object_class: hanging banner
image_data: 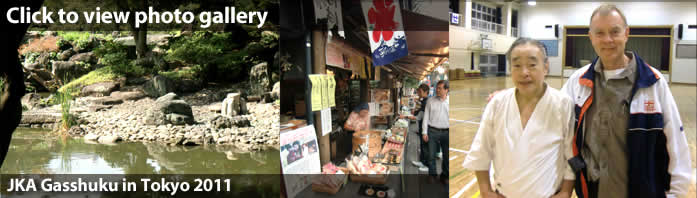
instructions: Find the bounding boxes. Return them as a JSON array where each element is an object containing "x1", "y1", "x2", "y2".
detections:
[{"x1": 361, "y1": 0, "x2": 408, "y2": 66}]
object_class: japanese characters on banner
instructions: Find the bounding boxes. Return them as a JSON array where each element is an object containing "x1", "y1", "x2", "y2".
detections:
[
  {"x1": 280, "y1": 126, "x2": 321, "y2": 198},
  {"x1": 361, "y1": 0, "x2": 408, "y2": 66}
]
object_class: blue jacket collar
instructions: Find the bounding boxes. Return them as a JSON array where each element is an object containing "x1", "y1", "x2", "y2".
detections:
[{"x1": 580, "y1": 51, "x2": 660, "y2": 88}]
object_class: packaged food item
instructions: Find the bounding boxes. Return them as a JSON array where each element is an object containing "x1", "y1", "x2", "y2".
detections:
[
  {"x1": 365, "y1": 188, "x2": 375, "y2": 196},
  {"x1": 377, "y1": 190, "x2": 386, "y2": 198}
]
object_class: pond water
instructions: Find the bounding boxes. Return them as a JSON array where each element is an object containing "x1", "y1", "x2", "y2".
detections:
[{"x1": 0, "y1": 128, "x2": 280, "y2": 174}]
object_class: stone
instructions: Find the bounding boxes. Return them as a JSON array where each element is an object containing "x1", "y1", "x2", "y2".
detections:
[
  {"x1": 20, "y1": 112, "x2": 60, "y2": 125},
  {"x1": 209, "y1": 115, "x2": 249, "y2": 129},
  {"x1": 90, "y1": 97, "x2": 123, "y2": 105},
  {"x1": 84, "y1": 133, "x2": 100, "y2": 141},
  {"x1": 109, "y1": 91, "x2": 146, "y2": 101},
  {"x1": 127, "y1": 77, "x2": 147, "y2": 85},
  {"x1": 21, "y1": 93, "x2": 43, "y2": 110},
  {"x1": 271, "y1": 81, "x2": 280, "y2": 99},
  {"x1": 221, "y1": 93, "x2": 241, "y2": 117},
  {"x1": 67, "y1": 126, "x2": 85, "y2": 135},
  {"x1": 239, "y1": 98, "x2": 248, "y2": 115},
  {"x1": 249, "y1": 62, "x2": 270, "y2": 95},
  {"x1": 145, "y1": 93, "x2": 195, "y2": 125},
  {"x1": 166, "y1": 113, "x2": 194, "y2": 125},
  {"x1": 58, "y1": 49, "x2": 76, "y2": 61},
  {"x1": 143, "y1": 75, "x2": 175, "y2": 97},
  {"x1": 98, "y1": 135, "x2": 122, "y2": 144},
  {"x1": 69, "y1": 52, "x2": 97, "y2": 64},
  {"x1": 23, "y1": 62, "x2": 44, "y2": 71},
  {"x1": 36, "y1": 52, "x2": 51, "y2": 66},
  {"x1": 81, "y1": 82, "x2": 120, "y2": 97},
  {"x1": 52, "y1": 61, "x2": 86, "y2": 82}
]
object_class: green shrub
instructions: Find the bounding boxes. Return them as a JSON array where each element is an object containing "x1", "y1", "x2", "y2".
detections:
[
  {"x1": 57, "y1": 31, "x2": 92, "y2": 49},
  {"x1": 165, "y1": 32, "x2": 231, "y2": 65},
  {"x1": 94, "y1": 41, "x2": 147, "y2": 77}
]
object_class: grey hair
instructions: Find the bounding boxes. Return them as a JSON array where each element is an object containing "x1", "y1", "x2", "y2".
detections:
[
  {"x1": 505, "y1": 37, "x2": 549, "y2": 70},
  {"x1": 590, "y1": 4, "x2": 628, "y2": 28}
]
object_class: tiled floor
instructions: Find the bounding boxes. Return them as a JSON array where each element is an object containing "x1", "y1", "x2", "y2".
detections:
[{"x1": 448, "y1": 76, "x2": 697, "y2": 198}]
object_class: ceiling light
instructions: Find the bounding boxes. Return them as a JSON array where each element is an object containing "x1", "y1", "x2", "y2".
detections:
[{"x1": 528, "y1": 1, "x2": 536, "y2": 6}]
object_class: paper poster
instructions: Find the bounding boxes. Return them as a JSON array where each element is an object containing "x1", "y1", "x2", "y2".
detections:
[
  {"x1": 280, "y1": 126, "x2": 321, "y2": 198},
  {"x1": 327, "y1": 75, "x2": 336, "y2": 107},
  {"x1": 320, "y1": 108, "x2": 332, "y2": 136},
  {"x1": 320, "y1": 75, "x2": 329, "y2": 109},
  {"x1": 361, "y1": 0, "x2": 408, "y2": 66},
  {"x1": 309, "y1": 75, "x2": 323, "y2": 111}
]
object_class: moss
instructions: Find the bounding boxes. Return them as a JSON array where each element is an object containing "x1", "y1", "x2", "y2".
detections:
[
  {"x1": 159, "y1": 65, "x2": 202, "y2": 80},
  {"x1": 58, "y1": 66, "x2": 123, "y2": 95}
]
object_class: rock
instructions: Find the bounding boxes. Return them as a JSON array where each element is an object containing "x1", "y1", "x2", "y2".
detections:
[
  {"x1": 109, "y1": 91, "x2": 146, "y2": 101},
  {"x1": 208, "y1": 102, "x2": 222, "y2": 113},
  {"x1": 239, "y1": 98, "x2": 248, "y2": 115},
  {"x1": 52, "y1": 61, "x2": 86, "y2": 82},
  {"x1": 271, "y1": 82, "x2": 280, "y2": 99},
  {"x1": 35, "y1": 52, "x2": 51, "y2": 66},
  {"x1": 88, "y1": 105, "x2": 112, "y2": 112},
  {"x1": 166, "y1": 113, "x2": 194, "y2": 125},
  {"x1": 20, "y1": 112, "x2": 60, "y2": 125},
  {"x1": 145, "y1": 93, "x2": 195, "y2": 125},
  {"x1": 67, "y1": 126, "x2": 85, "y2": 135},
  {"x1": 81, "y1": 82, "x2": 120, "y2": 97},
  {"x1": 209, "y1": 115, "x2": 251, "y2": 129},
  {"x1": 249, "y1": 62, "x2": 270, "y2": 95},
  {"x1": 221, "y1": 93, "x2": 241, "y2": 117},
  {"x1": 21, "y1": 93, "x2": 43, "y2": 110},
  {"x1": 98, "y1": 135, "x2": 122, "y2": 144},
  {"x1": 43, "y1": 31, "x2": 57, "y2": 36},
  {"x1": 90, "y1": 97, "x2": 124, "y2": 105},
  {"x1": 127, "y1": 77, "x2": 147, "y2": 85},
  {"x1": 143, "y1": 75, "x2": 175, "y2": 97},
  {"x1": 58, "y1": 49, "x2": 76, "y2": 60},
  {"x1": 84, "y1": 133, "x2": 100, "y2": 141},
  {"x1": 23, "y1": 62, "x2": 44, "y2": 71},
  {"x1": 69, "y1": 52, "x2": 97, "y2": 64}
]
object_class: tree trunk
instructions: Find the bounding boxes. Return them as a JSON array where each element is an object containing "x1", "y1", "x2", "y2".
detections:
[
  {"x1": 135, "y1": 0, "x2": 149, "y2": 58},
  {"x1": 1, "y1": 0, "x2": 43, "y2": 167},
  {"x1": 135, "y1": 26, "x2": 148, "y2": 58}
]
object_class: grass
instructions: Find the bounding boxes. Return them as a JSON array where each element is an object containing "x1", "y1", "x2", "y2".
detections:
[
  {"x1": 57, "y1": 85, "x2": 77, "y2": 131},
  {"x1": 58, "y1": 66, "x2": 123, "y2": 96}
]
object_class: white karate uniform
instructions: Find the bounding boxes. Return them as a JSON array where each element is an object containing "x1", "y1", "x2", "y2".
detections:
[{"x1": 463, "y1": 85, "x2": 576, "y2": 198}]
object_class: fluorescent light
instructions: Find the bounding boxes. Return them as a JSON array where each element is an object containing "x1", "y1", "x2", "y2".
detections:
[{"x1": 528, "y1": 1, "x2": 536, "y2": 6}]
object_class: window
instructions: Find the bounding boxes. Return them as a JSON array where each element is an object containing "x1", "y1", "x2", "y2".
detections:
[{"x1": 471, "y1": 1, "x2": 503, "y2": 34}]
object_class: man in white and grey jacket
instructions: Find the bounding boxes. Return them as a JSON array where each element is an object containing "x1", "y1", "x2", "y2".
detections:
[{"x1": 562, "y1": 4, "x2": 691, "y2": 198}]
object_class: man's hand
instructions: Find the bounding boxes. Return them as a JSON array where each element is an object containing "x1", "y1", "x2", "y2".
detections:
[{"x1": 422, "y1": 134, "x2": 428, "y2": 142}]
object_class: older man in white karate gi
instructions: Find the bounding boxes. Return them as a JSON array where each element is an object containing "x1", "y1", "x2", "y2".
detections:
[{"x1": 463, "y1": 38, "x2": 575, "y2": 198}]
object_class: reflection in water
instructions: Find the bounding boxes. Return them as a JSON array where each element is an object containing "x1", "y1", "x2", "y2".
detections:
[{"x1": 1, "y1": 128, "x2": 280, "y2": 174}]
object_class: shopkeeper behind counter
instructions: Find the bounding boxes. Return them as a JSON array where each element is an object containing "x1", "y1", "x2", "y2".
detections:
[{"x1": 344, "y1": 103, "x2": 371, "y2": 132}]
